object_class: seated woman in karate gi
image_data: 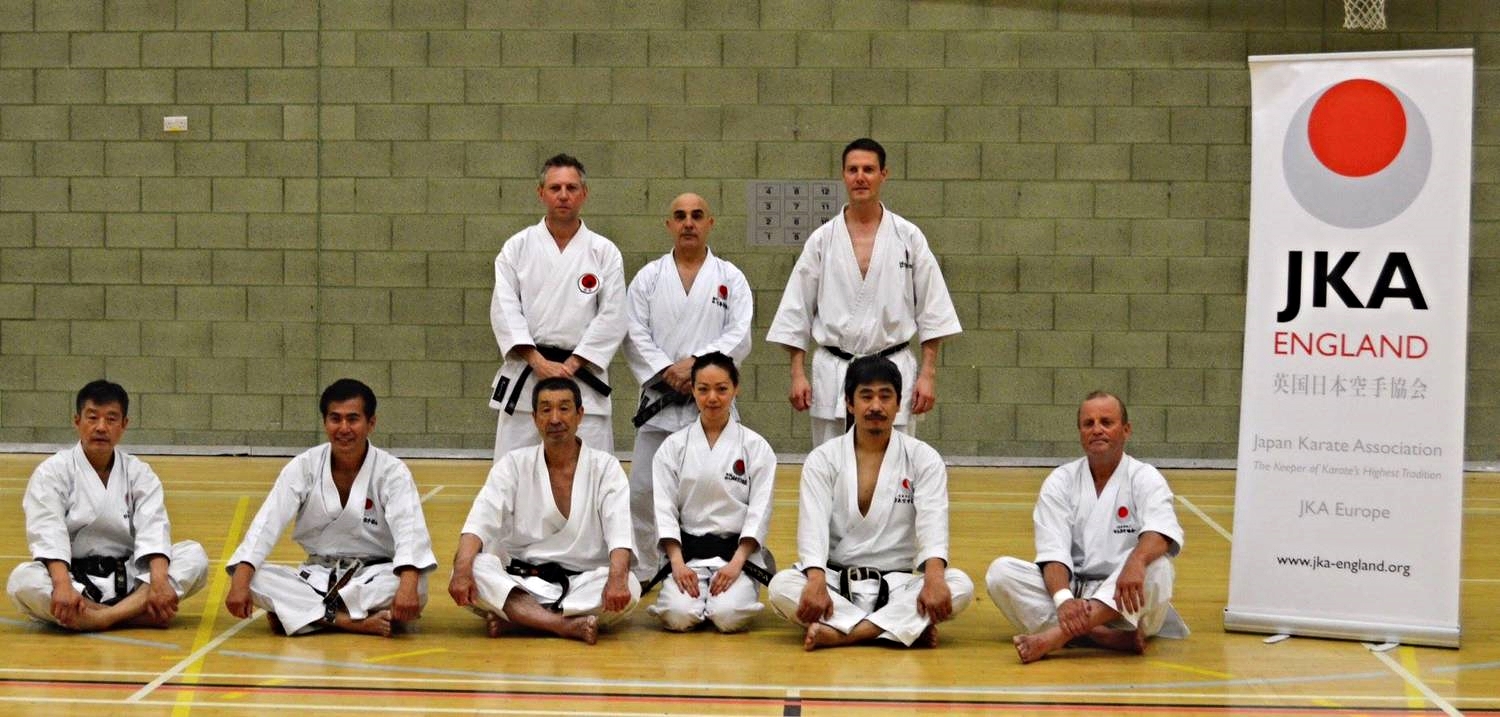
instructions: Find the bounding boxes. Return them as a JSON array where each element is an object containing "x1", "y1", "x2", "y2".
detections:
[{"x1": 647, "y1": 352, "x2": 777, "y2": 633}]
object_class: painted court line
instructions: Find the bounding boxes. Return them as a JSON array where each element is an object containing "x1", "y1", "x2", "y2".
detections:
[
  {"x1": 0, "y1": 617, "x2": 178, "y2": 650},
  {"x1": 1176, "y1": 494, "x2": 1233, "y2": 542},
  {"x1": 1364, "y1": 642, "x2": 1461, "y2": 716}
]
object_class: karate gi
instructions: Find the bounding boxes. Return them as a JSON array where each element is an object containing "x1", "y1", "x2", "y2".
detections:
[
  {"x1": 765, "y1": 206, "x2": 961, "y2": 447},
  {"x1": 985, "y1": 454, "x2": 1188, "y2": 638},
  {"x1": 8, "y1": 444, "x2": 208, "y2": 625},
  {"x1": 490, "y1": 219, "x2": 627, "y2": 460},
  {"x1": 624, "y1": 249, "x2": 753, "y2": 580},
  {"x1": 227, "y1": 443, "x2": 437, "y2": 636},
  {"x1": 647, "y1": 419, "x2": 775, "y2": 632},
  {"x1": 462, "y1": 442, "x2": 640, "y2": 626},
  {"x1": 767, "y1": 432, "x2": 973, "y2": 646}
]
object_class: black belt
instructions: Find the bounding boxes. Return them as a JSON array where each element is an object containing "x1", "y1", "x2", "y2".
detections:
[
  {"x1": 822, "y1": 342, "x2": 908, "y2": 362},
  {"x1": 829, "y1": 562, "x2": 895, "y2": 612},
  {"x1": 632, "y1": 383, "x2": 692, "y2": 428},
  {"x1": 299, "y1": 556, "x2": 393, "y2": 624},
  {"x1": 643, "y1": 533, "x2": 771, "y2": 593},
  {"x1": 501, "y1": 345, "x2": 612, "y2": 415},
  {"x1": 69, "y1": 555, "x2": 129, "y2": 606},
  {"x1": 505, "y1": 558, "x2": 582, "y2": 610}
]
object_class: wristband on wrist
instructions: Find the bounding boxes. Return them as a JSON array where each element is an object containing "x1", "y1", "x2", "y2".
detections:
[{"x1": 1052, "y1": 588, "x2": 1075, "y2": 608}]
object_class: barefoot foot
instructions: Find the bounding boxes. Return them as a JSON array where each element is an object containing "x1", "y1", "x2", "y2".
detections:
[
  {"x1": 265, "y1": 612, "x2": 287, "y2": 635},
  {"x1": 485, "y1": 612, "x2": 509, "y2": 638},
  {"x1": 916, "y1": 624, "x2": 939, "y2": 648},
  {"x1": 560, "y1": 615, "x2": 598, "y2": 645},
  {"x1": 1087, "y1": 626, "x2": 1147, "y2": 655},
  {"x1": 803, "y1": 623, "x2": 846, "y2": 652},
  {"x1": 1013, "y1": 631, "x2": 1066, "y2": 664},
  {"x1": 335, "y1": 609, "x2": 393, "y2": 637}
]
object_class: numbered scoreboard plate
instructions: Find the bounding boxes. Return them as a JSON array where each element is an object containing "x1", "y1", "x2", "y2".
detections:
[{"x1": 746, "y1": 181, "x2": 846, "y2": 246}]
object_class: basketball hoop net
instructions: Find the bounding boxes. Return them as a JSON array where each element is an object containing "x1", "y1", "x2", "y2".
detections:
[{"x1": 1344, "y1": 0, "x2": 1386, "y2": 30}]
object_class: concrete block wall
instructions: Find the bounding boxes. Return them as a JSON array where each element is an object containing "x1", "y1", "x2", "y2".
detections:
[{"x1": 0, "y1": 1, "x2": 1495, "y2": 461}]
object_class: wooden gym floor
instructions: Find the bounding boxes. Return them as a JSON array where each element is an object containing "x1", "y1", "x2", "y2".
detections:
[{"x1": 0, "y1": 453, "x2": 1496, "y2": 716}]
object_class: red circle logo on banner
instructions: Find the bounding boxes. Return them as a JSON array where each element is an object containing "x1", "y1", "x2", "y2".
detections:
[{"x1": 1283, "y1": 78, "x2": 1431, "y2": 229}]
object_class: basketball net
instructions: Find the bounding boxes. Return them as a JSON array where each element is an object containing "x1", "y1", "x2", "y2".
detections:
[{"x1": 1344, "y1": 0, "x2": 1386, "y2": 30}]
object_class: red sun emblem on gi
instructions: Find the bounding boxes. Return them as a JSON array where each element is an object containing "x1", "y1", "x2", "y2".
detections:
[
  {"x1": 1116, "y1": 506, "x2": 1129, "y2": 520},
  {"x1": 901, "y1": 478, "x2": 912, "y2": 490},
  {"x1": 733, "y1": 459, "x2": 745, "y2": 475},
  {"x1": 577, "y1": 273, "x2": 599, "y2": 294},
  {"x1": 364, "y1": 498, "x2": 374, "y2": 511},
  {"x1": 717, "y1": 284, "x2": 728, "y2": 300}
]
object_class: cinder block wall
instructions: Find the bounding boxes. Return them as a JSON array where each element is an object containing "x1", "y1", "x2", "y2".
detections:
[{"x1": 0, "y1": 1, "x2": 1494, "y2": 460}]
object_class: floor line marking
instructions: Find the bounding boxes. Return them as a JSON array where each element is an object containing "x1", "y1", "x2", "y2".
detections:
[
  {"x1": 1365, "y1": 642, "x2": 1461, "y2": 716},
  {"x1": 1148, "y1": 660, "x2": 1234, "y2": 680},
  {"x1": 365, "y1": 648, "x2": 449, "y2": 664},
  {"x1": 126, "y1": 495, "x2": 252, "y2": 706},
  {"x1": 420, "y1": 485, "x2": 445, "y2": 502},
  {"x1": 1177, "y1": 494, "x2": 1233, "y2": 542},
  {"x1": 1398, "y1": 645, "x2": 1427, "y2": 709},
  {"x1": 0, "y1": 616, "x2": 178, "y2": 649}
]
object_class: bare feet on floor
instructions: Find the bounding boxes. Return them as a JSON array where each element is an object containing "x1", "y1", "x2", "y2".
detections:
[
  {"x1": 558, "y1": 615, "x2": 598, "y2": 645},
  {"x1": 803, "y1": 623, "x2": 844, "y2": 652},
  {"x1": 335, "y1": 609, "x2": 393, "y2": 637},
  {"x1": 1087, "y1": 626, "x2": 1147, "y2": 655},
  {"x1": 1013, "y1": 631, "x2": 1068, "y2": 664},
  {"x1": 485, "y1": 612, "x2": 508, "y2": 638},
  {"x1": 265, "y1": 612, "x2": 287, "y2": 635},
  {"x1": 916, "y1": 624, "x2": 939, "y2": 648}
]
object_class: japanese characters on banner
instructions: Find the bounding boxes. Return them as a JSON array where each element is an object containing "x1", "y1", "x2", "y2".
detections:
[{"x1": 1226, "y1": 50, "x2": 1472, "y2": 648}]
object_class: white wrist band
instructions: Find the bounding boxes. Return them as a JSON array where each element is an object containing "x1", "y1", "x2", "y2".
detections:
[{"x1": 1052, "y1": 589, "x2": 1075, "y2": 608}]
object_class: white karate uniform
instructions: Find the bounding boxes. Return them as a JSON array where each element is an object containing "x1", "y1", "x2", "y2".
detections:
[
  {"x1": 767, "y1": 432, "x2": 973, "y2": 646},
  {"x1": 765, "y1": 205, "x2": 962, "y2": 447},
  {"x1": 985, "y1": 454, "x2": 1188, "y2": 638},
  {"x1": 647, "y1": 419, "x2": 775, "y2": 633},
  {"x1": 8, "y1": 444, "x2": 208, "y2": 626},
  {"x1": 227, "y1": 443, "x2": 438, "y2": 635},
  {"x1": 624, "y1": 249, "x2": 753, "y2": 580},
  {"x1": 490, "y1": 218, "x2": 627, "y2": 460},
  {"x1": 462, "y1": 442, "x2": 640, "y2": 627}
]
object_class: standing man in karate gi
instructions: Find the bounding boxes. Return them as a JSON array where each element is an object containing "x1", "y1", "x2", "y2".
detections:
[
  {"x1": 490, "y1": 154, "x2": 627, "y2": 461},
  {"x1": 224, "y1": 379, "x2": 437, "y2": 637},
  {"x1": 767, "y1": 138, "x2": 962, "y2": 449},
  {"x1": 985, "y1": 391, "x2": 1187, "y2": 663},
  {"x1": 7, "y1": 380, "x2": 208, "y2": 631},
  {"x1": 623, "y1": 193, "x2": 753, "y2": 581},
  {"x1": 449, "y1": 377, "x2": 638, "y2": 644},
  {"x1": 767, "y1": 356, "x2": 972, "y2": 650}
]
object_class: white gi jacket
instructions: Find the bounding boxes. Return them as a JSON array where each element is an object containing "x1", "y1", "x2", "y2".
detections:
[
  {"x1": 490, "y1": 218, "x2": 627, "y2": 416},
  {"x1": 228, "y1": 443, "x2": 437, "y2": 574},
  {"x1": 462, "y1": 442, "x2": 636, "y2": 572},
  {"x1": 24, "y1": 443, "x2": 173, "y2": 571},
  {"x1": 624, "y1": 249, "x2": 753, "y2": 433},
  {"x1": 797, "y1": 431, "x2": 951, "y2": 573},
  {"x1": 652, "y1": 420, "x2": 775, "y2": 560},
  {"x1": 765, "y1": 205, "x2": 962, "y2": 424},
  {"x1": 1034, "y1": 454, "x2": 1184, "y2": 579}
]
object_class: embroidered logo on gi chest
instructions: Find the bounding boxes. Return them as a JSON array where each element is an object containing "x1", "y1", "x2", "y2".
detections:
[
  {"x1": 577, "y1": 273, "x2": 600, "y2": 294},
  {"x1": 1112, "y1": 505, "x2": 1137, "y2": 534},
  {"x1": 895, "y1": 477, "x2": 914, "y2": 504},
  {"x1": 724, "y1": 457, "x2": 748, "y2": 486},
  {"x1": 365, "y1": 498, "x2": 374, "y2": 511},
  {"x1": 363, "y1": 497, "x2": 379, "y2": 525},
  {"x1": 711, "y1": 284, "x2": 730, "y2": 310}
]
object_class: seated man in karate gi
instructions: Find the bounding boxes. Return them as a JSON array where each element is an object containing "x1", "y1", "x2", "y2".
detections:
[
  {"x1": 767, "y1": 356, "x2": 973, "y2": 650},
  {"x1": 985, "y1": 391, "x2": 1187, "y2": 663},
  {"x1": 224, "y1": 379, "x2": 437, "y2": 637},
  {"x1": 7, "y1": 380, "x2": 208, "y2": 631},
  {"x1": 449, "y1": 376, "x2": 639, "y2": 644}
]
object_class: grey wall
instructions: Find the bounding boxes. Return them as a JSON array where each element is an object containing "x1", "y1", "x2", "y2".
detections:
[{"x1": 0, "y1": 1, "x2": 1494, "y2": 460}]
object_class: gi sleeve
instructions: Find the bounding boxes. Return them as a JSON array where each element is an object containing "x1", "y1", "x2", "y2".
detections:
[
  {"x1": 379, "y1": 459, "x2": 438, "y2": 573},
  {"x1": 1132, "y1": 461, "x2": 1184, "y2": 556},
  {"x1": 571, "y1": 240, "x2": 628, "y2": 371},
  {"x1": 765, "y1": 230, "x2": 823, "y2": 351},
  {"x1": 227, "y1": 455, "x2": 313, "y2": 573},
  {"x1": 623, "y1": 260, "x2": 674, "y2": 383},
  {"x1": 490, "y1": 234, "x2": 536, "y2": 358},
  {"x1": 125, "y1": 457, "x2": 174, "y2": 571},
  {"x1": 907, "y1": 227, "x2": 962, "y2": 343},
  {"x1": 597, "y1": 454, "x2": 636, "y2": 562},
  {"x1": 739, "y1": 430, "x2": 776, "y2": 550},
  {"x1": 1032, "y1": 465, "x2": 1077, "y2": 570},
  {"x1": 796, "y1": 445, "x2": 836, "y2": 572},
  {"x1": 651, "y1": 432, "x2": 684, "y2": 546},
  {"x1": 23, "y1": 457, "x2": 74, "y2": 564},
  {"x1": 910, "y1": 441, "x2": 951, "y2": 569},
  {"x1": 461, "y1": 456, "x2": 517, "y2": 556}
]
